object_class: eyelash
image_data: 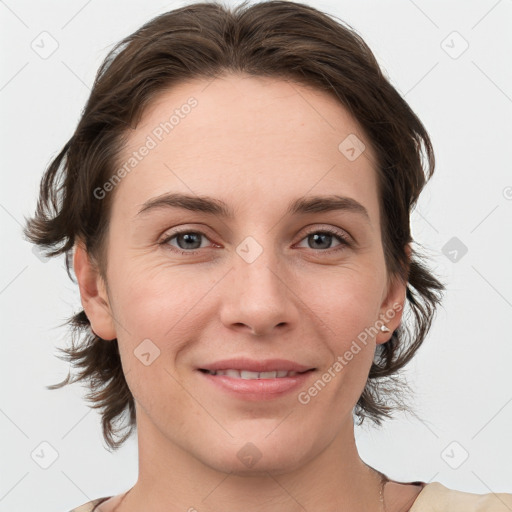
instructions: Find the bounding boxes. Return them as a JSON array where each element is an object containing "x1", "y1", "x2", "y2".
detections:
[{"x1": 159, "y1": 226, "x2": 352, "y2": 256}]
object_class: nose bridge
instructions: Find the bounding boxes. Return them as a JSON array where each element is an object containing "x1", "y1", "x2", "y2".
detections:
[
  {"x1": 220, "y1": 234, "x2": 297, "y2": 335},
  {"x1": 238, "y1": 241, "x2": 282, "y2": 294}
]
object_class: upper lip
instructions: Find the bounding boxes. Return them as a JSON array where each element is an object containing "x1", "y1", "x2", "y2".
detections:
[{"x1": 198, "y1": 358, "x2": 315, "y2": 373}]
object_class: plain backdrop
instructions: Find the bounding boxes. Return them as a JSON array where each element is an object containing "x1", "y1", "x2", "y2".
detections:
[{"x1": 1, "y1": 0, "x2": 511, "y2": 510}]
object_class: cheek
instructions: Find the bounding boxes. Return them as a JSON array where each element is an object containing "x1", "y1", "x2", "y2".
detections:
[
  {"x1": 111, "y1": 260, "x2": 214, "y2": 333},
  {"x1": 110, "y1": 263, "x2": 219, "y2": 399},
  {"x1": 111, "y1": 268, "x2": 203, "y2": 418},
  {"x1": 310, "y1": 269, "x2": 383, "y2": 339},
  {"x1": 308, "y1": 274, "x2": 382, "y2": 391}
]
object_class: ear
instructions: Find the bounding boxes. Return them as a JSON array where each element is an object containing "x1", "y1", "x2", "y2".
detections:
[
  {"x1": 73, "y1": 240, "x2": 117, "y2": 341},
  {"x1": 375, "y1": 243, "x2": 411, "y2": 345}
]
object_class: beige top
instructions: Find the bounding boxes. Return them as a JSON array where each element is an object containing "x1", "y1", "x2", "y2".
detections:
[
  {"x1": 69, "y1": 481, "x2": 512, "y2": 512},
  {"x1": 409, "y1": 481, "x2": 512, "y2": 511}
]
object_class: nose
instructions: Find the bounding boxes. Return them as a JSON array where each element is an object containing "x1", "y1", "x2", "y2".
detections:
[{"x1": 219, "y1": 246, "x2": 299, "y2": 338}]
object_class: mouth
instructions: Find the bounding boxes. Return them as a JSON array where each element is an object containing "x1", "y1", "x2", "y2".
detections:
[
  {"x1": 198, "y1": 368, "x2": 313, "y2": 379},
  {"x1": 196, "y1": 360, "x2": 316, "y2": 400}
]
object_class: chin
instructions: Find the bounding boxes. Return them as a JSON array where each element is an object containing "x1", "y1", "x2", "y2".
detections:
[
  {"x1": 208, "y1": 450, "x2": 308, "y2": 477},
  {"x1": 197, "y1": 428, "x2": 317, "y2": 476}
]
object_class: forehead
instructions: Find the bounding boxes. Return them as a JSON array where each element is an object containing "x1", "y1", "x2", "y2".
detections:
[{"x1": 110, "y1": 73, "x2": 380, "y2": 225}]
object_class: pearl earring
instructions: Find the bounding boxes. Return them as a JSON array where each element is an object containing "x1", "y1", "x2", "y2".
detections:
[{"x1": 380, "y1": 325, "x2": 390, "y2": 332}]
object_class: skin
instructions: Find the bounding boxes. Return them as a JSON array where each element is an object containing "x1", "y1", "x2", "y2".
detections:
[{"x1": 74, "y1": 73, "x2": 419, "y2": 512}]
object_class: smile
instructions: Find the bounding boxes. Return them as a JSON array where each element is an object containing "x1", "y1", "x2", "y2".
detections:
[
  {"x1": 198, "y1": 367, "x2": 316, "y2": 401},
  {"x1": 200, "y1": 369, "x2": 306, "y2": 379}
]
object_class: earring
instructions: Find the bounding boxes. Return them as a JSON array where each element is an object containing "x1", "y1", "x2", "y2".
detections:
[{"x1": 380, "y1": 325, "x2": 390, "y2": 333}]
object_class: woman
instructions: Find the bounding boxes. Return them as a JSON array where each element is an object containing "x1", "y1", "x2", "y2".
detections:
[{"x1": 24, "y1": 1, "x2": 512, "y2": 511}]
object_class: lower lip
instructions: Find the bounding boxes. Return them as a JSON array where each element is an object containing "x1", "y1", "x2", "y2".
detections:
[{"x1": 198, "y1": 370, "x2": 315, "y2": 400}]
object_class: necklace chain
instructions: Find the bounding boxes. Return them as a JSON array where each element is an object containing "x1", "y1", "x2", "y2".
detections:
[
  {"x1": 113, "y1": 472, "x2": 388, "y2": 512},
  {"x1": 379, "y1": 471, "x2": 389, "y2": 512}
]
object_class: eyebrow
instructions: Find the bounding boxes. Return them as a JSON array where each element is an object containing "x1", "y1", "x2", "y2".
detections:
[{"x1": 136, "y1": 192, "x2": 371, "y2": 225}]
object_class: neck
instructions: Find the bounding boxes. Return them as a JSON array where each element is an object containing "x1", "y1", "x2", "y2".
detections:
[{"x1": 120, "y1": 410, "x2": 385, "y2": 512}]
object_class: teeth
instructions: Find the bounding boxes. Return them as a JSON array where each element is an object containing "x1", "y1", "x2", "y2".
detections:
[
  {"x1": 241, "y1": 370, "x2": 260, "y2": 380},
  {"x1": 205, "y1": 369, "x2": 301, "y2": 379},
  {"x1": 259, "y1": 371, "x2": 277, "y2": 379}
]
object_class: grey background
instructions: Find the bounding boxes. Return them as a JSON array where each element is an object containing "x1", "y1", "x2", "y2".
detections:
[{"x1": 1, "y1": 0, "x2": 511, "y2": 510}]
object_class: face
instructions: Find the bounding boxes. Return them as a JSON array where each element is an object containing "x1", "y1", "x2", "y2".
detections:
[{"x1": 76, "y1": 73, "x2": 407, "y2": 474}]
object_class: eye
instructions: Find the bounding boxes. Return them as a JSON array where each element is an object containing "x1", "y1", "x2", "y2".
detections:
[
  {"x1": 159, "y1": 226, "x2": 351, "y2": 255},
  {"x1": 160, "y1": 229, "x2": 214, "y2": 255},
  {"x1": 295, "y1": 227, "x2": 351, "y2": 252}
]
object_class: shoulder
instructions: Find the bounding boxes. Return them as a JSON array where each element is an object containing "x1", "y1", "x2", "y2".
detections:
[
  {"x1": 409, "y1": 481, "x2": 512, "y2": 511},
  {"x1": 68, "y1": 496, "x2": 111, "y2": 512}
]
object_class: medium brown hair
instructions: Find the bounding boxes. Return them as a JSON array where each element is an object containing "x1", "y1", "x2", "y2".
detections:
[{"x1": 24, "y1": 0, "x2": 445, "y2": 451}]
